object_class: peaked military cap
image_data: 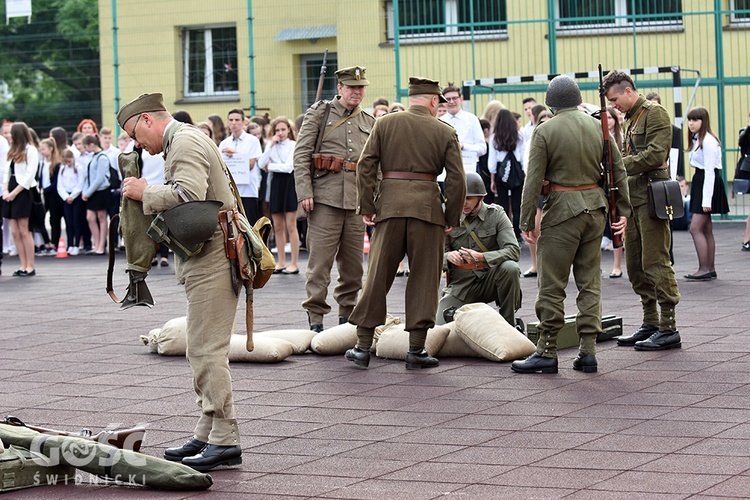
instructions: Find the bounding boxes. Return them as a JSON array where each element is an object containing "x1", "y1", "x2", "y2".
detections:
[
  {"x1": 408, "y1": 77, "x2": 448, "y2": 103},
  {"x1": 336, "y1": 66, "x2": 370, "y2": 86},
  {"x1": 117, "y1": 93, "x2": 167, "y2": 129}
]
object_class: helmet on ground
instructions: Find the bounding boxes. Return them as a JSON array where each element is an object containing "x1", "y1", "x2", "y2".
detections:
[
  {"x1": 545, "y1": 74, "x2": 583, "y2": 109},
  {"x1": 465, "y1": 172, "x2": 488, "y2": 197}
]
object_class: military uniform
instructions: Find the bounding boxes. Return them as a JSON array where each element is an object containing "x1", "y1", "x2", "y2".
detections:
[
  {"x1": 348, "y1": 78, "x2": 465, "y2": 364},
  {"x1": 514, "y1": 77, "x2": 630, "y2": 374},
  {"x1": 140, "y1": 120, "x2": 240, "y2": 447},
  {"x1": 437, "y1": 202, "x2": 521, "y2": 326},
  {"x1": 293, "y1": 67, "x2": 375, "y2": 327},
  {"x1": 622, "y1": 96, "x2": 680, "y2": 333}
]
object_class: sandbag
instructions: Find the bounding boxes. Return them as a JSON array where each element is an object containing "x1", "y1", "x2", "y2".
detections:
[
  {"x1": 255, "y1": 329, "x2": 316, "y2": 354},
  {"x1": 154, "y1": 316, "x2": 188, "y2": 356},
  {"x1": 140, "y1": 328, "x2": 162, "y2": 353},
  {"x1": 454, "y1": 303, "x2": 535, "y2": 362},
  {"x1": 370, "y1": 314, "x2": 402, "y2": 350},
  {"x1": 310, "y1": 323, "x2": 357, "y2": 355},
  {"x1": 435, "y1": 322, "x2": 482, "y2": 358},
  {"x1": 375, "y1": 323, "x2": 451, "y2": 360},
  {"x1": 228, "y1": 335, "x2": 294, "y2": 362}
]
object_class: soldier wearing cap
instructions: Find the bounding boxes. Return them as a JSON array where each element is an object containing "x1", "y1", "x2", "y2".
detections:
[
  {"x1": 511, "y1": 75, "x2": 630, "y2": 375},
  {"x1": 345, "y1": 77, "x2": 466, "y2": 370},
  {"x1": 437, "y1": 172, "x2": 522, "y2": 328},
  {"x1": 117, "y1": 93, "x2": 242, "y2": 471},
  {"x1": 293, "y1": 66, "x2": 376, "y2": 332}
]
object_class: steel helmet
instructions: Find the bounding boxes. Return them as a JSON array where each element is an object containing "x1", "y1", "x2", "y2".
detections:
[
  {"x1": 465, "y1": 172, "x2": 488, "y2": 197},
  {"x1": 545, "y1": 74, "x2": 583, "y2": 109},
  {"x1": 147, "y1": 200, "x2": 223, "y2": 261}
]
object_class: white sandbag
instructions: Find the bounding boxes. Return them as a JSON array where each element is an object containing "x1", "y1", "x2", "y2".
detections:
[
  {"x1": 140, "y1": 328, "x2": 162, "y2": 353},
  {"x1": 435, "y1": 322, "x2": 482, "y2": 358},
  {"x1": 229, "y1": 334, "x2": 294, "y2": 362},
  {"x1": 155, "y1": 316, "x2": 188, "y2": 356},
  {"x1": 255, "y1": 329, "x2": 317, "y2": 354},
  {"x1": 454, "y1": 303, "x2": 536, "y2": 362},
  {"x1": 310, "y1": 322, "x2": 357, "y2": 355},
  {"x1": 375, "y1": 323, "x2": 451, "y2": 360},
  {"x1": 370, "y1": 314, "x2": 402, "y2": 350}
]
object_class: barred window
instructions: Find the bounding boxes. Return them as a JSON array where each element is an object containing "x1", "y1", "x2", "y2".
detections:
[
  {"x1": 731, "y1": 0, "x2": 750, "y2": 24},
  {"x1": 386, "y1": 0, "x2": 507, "y2": 40},
  {"x1": 182, "y1": 26, "x2": 238, "y2": 97},
  {"x1": 557, "y1": 0, "x2": 682, "y2": 30}
]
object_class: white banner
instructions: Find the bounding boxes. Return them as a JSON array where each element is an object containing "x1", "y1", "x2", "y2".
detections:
[
  {"x1": 223, "y1": 153, "x2": 250, "y2": 185},
  {"x1": 6, "y1": 0, "x2": 32, "y2": 23}
]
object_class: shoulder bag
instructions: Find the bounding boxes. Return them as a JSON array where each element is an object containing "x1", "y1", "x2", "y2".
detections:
[{"x1": 646, "y1": 177, "x2": 685, "y2": 221}]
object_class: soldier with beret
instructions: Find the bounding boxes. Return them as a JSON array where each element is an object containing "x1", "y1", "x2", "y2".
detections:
[
  {"x1": 294, "y1": 66, "x2": 376, "y2": 332},
  {"x1": 602, "y1": 70, "x2": 681, "y2": 351},
  {"x1": 437, "y1": 172, "x2": 522, "y2": 328},
  {"x1": 511, "y1": 75, "x2": 630, "y2": 374},
  {"x1": 345, "y1": 77, "x2": 466, "y2": 370},
  {"x1": 118, "y1": 93, "x2": 242, "y2": 471}
]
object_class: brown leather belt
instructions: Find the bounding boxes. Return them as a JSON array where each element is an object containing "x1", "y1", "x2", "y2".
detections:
[
  {"x1": 382, "y1": 171, "x2": 437, "y2": 181},
  {"x1": 548, "y1": 182, "x2": 599, "y2": 192},
  {"x1": 452, "y1": 260, "x2": 488, "y2": 271}
]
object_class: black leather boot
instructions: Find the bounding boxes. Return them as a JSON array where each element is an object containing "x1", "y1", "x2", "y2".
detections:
[
  {"x1": 164, "y1": 438, "x2": 206, "y2": 462},
  {"x1": 634, "y1": 329, "x2": 681, "y2": 351},
  {"x1": 182, "y1": 444, "x2": 242, "y2": 471},
  {"x1": 310, "y1": 323, "x2": 324, "y2": 333},
  {"x1": 344, "y1": 347, "x2": 371, "y2": 368},
  {"x1": 617, "y1": 324, "x2": 658, "y2": 346},
  {"x1": 573, "y1": 353, "x2": 598, "y2": 373},
  {"x1": 405, "y1": 349, "x2": 439, "y2": 370},
  {"x1": 339, "y1": 316, "x2": 349, "y2": 324},
  {"x1": 511, "y1": 353, "x2": 558, "y2": 374}
]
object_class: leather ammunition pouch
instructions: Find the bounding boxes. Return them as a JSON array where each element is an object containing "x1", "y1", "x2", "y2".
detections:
[
  {"x1": 147, "y1": 200, "x2": 223, "y2": 261},
  {"x1": 219, "y1": 210, "x2": 275, "y2": 290},
  {"x1": 312, "y1": 154, "x2": 356, "y2": 173}
]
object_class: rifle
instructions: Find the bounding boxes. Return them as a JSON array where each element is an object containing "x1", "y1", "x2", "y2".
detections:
[
  {"x1": 314, "y1": 49, "x2": 329, "y2": 102},
  {"x1": 598, "y1": 64, "x2": 623, "y2": 249},
  {"x1": 4, "y1": 415, "x2": 146, "y2": 452}
]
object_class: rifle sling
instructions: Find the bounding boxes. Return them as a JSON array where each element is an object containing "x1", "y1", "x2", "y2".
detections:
[{"x1": 462, "y1": 218, "x2": 490, "y2": 253}]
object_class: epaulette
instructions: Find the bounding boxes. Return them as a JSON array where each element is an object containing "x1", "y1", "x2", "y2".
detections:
[
  {"x1": 642, "y1": 100, "x2": 654, "y2": 109},
  {"x1": 361, "y1": 109, "x2": 375, "y2": 119},
  {"x1": 308, "y1": 100, "x2": 327, "y2": 111}
]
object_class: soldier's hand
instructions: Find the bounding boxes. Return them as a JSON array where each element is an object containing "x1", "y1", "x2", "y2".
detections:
[
  {"x1": 122, "y1": 177, "x2": 147, "y2": 201},
  {"x1": 459, "y1": 247, "x2": 484, "y2": 263},
  {"x1": 362, "y1": 214, "x2": 377, "y2": 226},
  {"x1": 445, "y1": 226, "x2": 455, "y2": 235},
  {"x1": 523, "y1": 229, "x2": 539, "y2": 245},
  {"x1": 611, "y1": 216, "x2": 627, "y2": 237},
  {"x1": 300, "y1": 198, "x2": 314, "y2": 212},
  {"x1": 446, "y1": 250, "x2": 465, "y2": 265}
]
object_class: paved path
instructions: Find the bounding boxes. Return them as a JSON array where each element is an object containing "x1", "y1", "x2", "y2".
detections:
[{"x1": 1, "y1": 221, "x2": 749, "y2": 498}]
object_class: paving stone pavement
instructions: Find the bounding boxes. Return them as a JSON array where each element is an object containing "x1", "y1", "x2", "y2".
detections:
[{"x1": 1, "y1": 221, "x2": 749, "y2": 498}]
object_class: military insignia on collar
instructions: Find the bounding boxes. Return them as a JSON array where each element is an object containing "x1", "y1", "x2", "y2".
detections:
[{"x1": 355, "y1": 69, "x2": 361, "y2": 80}]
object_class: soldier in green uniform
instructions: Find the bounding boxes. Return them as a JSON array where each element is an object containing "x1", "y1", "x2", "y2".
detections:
[
  {"x1": 437, "y1": 172, "x2": 521, "y2": 327},
  {"x1": 294, "y1": 66, "x2": 376, "y2": 332},
  {"x1": 345, "y1": 77, "x2": 466, "y2": 370},
  {"x1": 602, "y1": 70, "x2": 682, "y2": 351},
  {"x1": 511, "y1": 75, "x2": 630, "y2": 374},
  {"x1": 118, "y1": 93, "x2": 242, "y2": 470}
]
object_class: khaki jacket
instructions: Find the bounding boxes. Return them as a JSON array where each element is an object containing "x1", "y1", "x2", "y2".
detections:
[
  {"x1": 356, "y1": 105, "x2": 466, "y2": 227},
  {"x1": 520, "y1": 108, "x2": 631, "y2": 231},
  {"x1": 293, "y1": 97, "x2": 375, "y2": 210},
  {"x1": 622, "y1": 96, "x2": 673, "y2": 207}
]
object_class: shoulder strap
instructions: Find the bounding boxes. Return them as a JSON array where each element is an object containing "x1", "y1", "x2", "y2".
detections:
[
  {"x1": 462, "y1": 218, "x2": 489, "y2": 253},
  {"x1": 314, "y1": 103, "x2": 332, "y2": 154},
  {"x1": 625, "y1": 107, "x2": 648, "y2": 156},
  {"x1": 321, "y1": 106, "x2": 363, "y2": 143}
]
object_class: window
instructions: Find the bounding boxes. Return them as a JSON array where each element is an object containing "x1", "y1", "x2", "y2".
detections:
[
  {"x1": 183, "y1": 26, "x2": 238, "y2": 97},
  {"x1": 386, "y1": 0, "x2": 507, "y2": 41},
  {"x1": 300, "y1": 53, "x2": 338, "y2": 112},
  {"x1": 731, "y1": 0, "x2": 750, "y2": 24},
  {"x1": 557, "y1": 0, "x2": 682, "y2": 31}
]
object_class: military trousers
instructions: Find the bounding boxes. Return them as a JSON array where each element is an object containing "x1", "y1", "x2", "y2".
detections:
[
  {"x1": 535, "y1": 209, "x2": 605, "y2": 357},
  {"x1": 625, "y1": 204, "x2": 680, "y2": 330},
  {"x1": 349, "y1": 217, "x2": 444, "y2": 349},
  {"x1": 303, "y1": 203, "x2": 364, "y2": 324},
  {"x1": 436, "y1": 260, "x2": 521, "y2": 326},
  {"x1": 183, "y1": 262, "x2": 240, "y2": 447}
]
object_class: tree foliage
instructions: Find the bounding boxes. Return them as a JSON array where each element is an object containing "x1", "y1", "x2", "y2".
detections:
[{"x1": 0, "y1": 0, "x2": 101, "y2": 135}]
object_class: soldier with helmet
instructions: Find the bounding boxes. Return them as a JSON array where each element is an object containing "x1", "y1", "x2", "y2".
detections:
[
  {"x1": 511, "y1": 75, "x2": 631, "y2": 375},
  {"x1": 437, "y1": 171, "x2": 522, "y2": 328},
  {"x1": 294, "y1": 66, "x2": 376, "y2": 332}
]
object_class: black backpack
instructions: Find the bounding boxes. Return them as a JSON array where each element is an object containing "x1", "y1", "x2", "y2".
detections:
[{"x1": 108, "y1": 163, "x2": 121, "y2": 190}]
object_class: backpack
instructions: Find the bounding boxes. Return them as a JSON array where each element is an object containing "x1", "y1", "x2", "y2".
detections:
[
  {"x1": 497, "y1": 152, "x2": 525, "y2": 189},
  {"x1": 109, "y1": 164, "x2": 121, "y2": 190}
]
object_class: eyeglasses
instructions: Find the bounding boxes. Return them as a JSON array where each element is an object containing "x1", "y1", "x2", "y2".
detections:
[
  {"x1": 129, "y1": 114, "x2": 142, "y2": 142},
  {"x1": 445, "y1": 96, "x2": 461, "y2": 102}
]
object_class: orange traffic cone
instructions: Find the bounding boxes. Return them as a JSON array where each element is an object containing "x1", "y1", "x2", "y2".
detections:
[
  {"x1": 363, "y1": 232, "x2": 370, "y2": 254},
  {"x1": 55, "y1": 237, "x2": 69, "y2": 258}
]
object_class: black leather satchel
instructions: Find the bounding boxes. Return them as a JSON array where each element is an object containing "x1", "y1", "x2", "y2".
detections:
[{"x1": 647, "y1": 179, "x2": 685, "y2": 221}]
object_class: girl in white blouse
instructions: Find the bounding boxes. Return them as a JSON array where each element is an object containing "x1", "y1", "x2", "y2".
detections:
[
  {"x1": 258, "y1": 116, "x2": 299, "y2": 274},
  {"x1": 685, "y1": 107, "x2": 729, "y2": 281}
]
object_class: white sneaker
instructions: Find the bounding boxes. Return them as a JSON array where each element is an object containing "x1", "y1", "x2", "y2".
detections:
[
  {"x1": 69, "y1": 246, "x2": 80, "y2": 256},
  {"x1": 600, "y1": 236, "x2": 612, "y2": 251}
]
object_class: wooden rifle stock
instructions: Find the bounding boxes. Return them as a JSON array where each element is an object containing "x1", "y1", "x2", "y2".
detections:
[
  {"x1": 314, "y1": 49, "x2": 328, "y2": 103},
  {"x1": 4, "y1": 415, "x2": 145, "y2": 452},
  {"x1": 598, "y1": 64, "x2": 623, "y2": 249}
]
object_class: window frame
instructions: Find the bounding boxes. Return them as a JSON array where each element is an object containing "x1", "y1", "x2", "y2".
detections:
[
  {"x1": 555, "y1": 0, "x2": 683, "y2": 34},
  {"x1": 730, "y1": 0, "x2": 750, "y2": 25},
  {"x1": 385, "y1": 0, "x2": 507, "y2": 43},
  {"x1": 181, "y1": 24, "x2": 239, "y2": 99}
]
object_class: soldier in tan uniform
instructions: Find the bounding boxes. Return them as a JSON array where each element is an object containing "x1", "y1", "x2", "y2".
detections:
[
  {"x1": 294, "y1": 66, "x2": 375, "y2": 332},
  {"x1": 118, "y1": 93, "x2": 241, "y2": 471},
  {"x1": 511, "y1": 75, "x2": 630, "y2": 374},
  {"x1": 345, "y1": 77, "x2": 466, "y2": 370}
]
